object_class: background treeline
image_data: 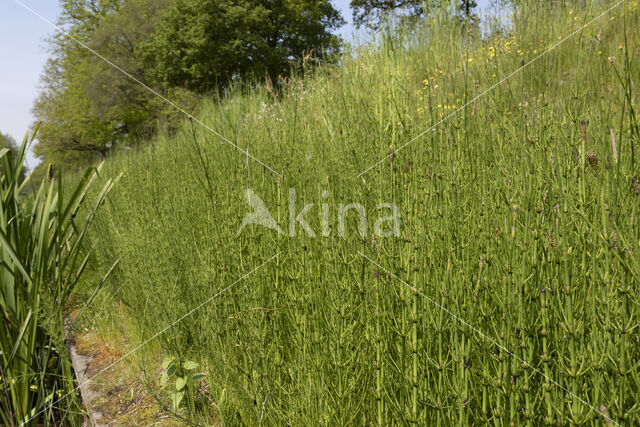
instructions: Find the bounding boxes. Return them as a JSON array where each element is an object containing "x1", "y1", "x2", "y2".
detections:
[
  {"x1": 30, "y1": 0, "x2": 480, "y2": 177},
  {"x1": 31, "y1": 0, "x2": 345, "y2": 174}
]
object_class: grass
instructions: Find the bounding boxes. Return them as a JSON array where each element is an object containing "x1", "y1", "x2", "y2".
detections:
[
  {"x1": 73, "y1": 0, "x2": 640, "y2": 424},
  {"x1": 0, "y1": 131, "x2": 113, "y2": 426}
]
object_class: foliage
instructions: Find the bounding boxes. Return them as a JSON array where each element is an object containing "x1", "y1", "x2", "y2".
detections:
[
  {"x1": 144, "y1": 0, "x2": 344, "y2": 94},
  {"x1": 0, "y1": 132, "x2": 26, "y2": 183},
  {"x1": 77, "y1": 0, "x2": 640, "y2": 424},
  {"x1": 84, "y1": 0, "x2": 185, "y2": 142},
  {"x1": 159, "y1": 356, "x2": 205, "y2": 413},
  {"x1": 350, "y1": 0, "x2": 477, "y2": 29},
  {"x1": 32, "y1": 0, "x2": 122, "y2": 170},
  {"x1": 0, "y1": 129, "x2": 114, "y2": 425},
  {"x1": 33, "y1": 0, "x2": 344, "y2": 171}
]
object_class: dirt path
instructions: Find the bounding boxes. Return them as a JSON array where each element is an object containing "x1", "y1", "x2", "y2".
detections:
[
  {"x1": 65, "y1": 320, "x2": 176, "y2": 426},
  {"x1": 66, "y1": 330, "x2": 105, "y2": 426}
]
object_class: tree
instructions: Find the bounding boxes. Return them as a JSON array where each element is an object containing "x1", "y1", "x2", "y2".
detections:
[
  {"x1": 33, "y1": 0, "x2": 344, "y2": 170},
  {"x1": 350, "y1": 0, "x2": 477, "y2": 29},
  {"x1": 350, "y1": 0, "x2": 428, "y2": 29},
  {"x1": 144, "y1": 0, "x2": 345, "y2": 94},
  {"x1": 0, "y1": 132, "x2": 27, "y2": 183},
  {"x1": 33, "y1": 0, "x2": 122, "y2": 169},
  {"x1": 459, "y1": 0, "x2": 478, "y2": 25},
  {"x1": 81, "y1": 0, "x2": 188, "y2": 144}
]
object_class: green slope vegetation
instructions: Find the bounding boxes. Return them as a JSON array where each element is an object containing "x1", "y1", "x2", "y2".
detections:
[{"x1": 77, "y1": 1, "x2": 640, "y2": 424}]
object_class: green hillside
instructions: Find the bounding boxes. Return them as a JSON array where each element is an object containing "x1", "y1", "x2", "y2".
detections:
[{"x1": 76, "y1": 1, "x2": 640, "y2": 424}]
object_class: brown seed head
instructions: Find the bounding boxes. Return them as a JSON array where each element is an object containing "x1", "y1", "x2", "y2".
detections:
[
  {"x1": 586, "y1": 150, "x2": 599, "y2": 171},
  {"x1": 580, "y1": 120, "x2": 588, "y2": 140},
  {"x1": 600, "y1": 405, "x2": 613, "y2": 424}
]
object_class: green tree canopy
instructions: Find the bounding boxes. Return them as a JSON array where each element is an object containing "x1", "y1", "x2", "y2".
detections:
[
  {"x1": 142, "y1": 0, "x2": 344, "y2": 93},
  {"x1": 33, "y1": 0, "x2": 122, "y2": 169},
  {"x1": 33, "y1": 0, "x2": 344, "y2": 170},
  {"x1": 350, "y1": 0, "x2": 477, "y2": 29}
]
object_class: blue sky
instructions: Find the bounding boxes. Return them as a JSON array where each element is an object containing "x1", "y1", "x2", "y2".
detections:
[
  {"x1": 1, "y1": 1, "x2": 60, "y2": 169},
  {"x1": 0, "y1": 0, "x2": 490, "y2": 169}
]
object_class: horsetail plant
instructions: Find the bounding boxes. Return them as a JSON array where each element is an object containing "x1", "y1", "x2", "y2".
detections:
[{"x1": 52, "y1": 0, "x2": 640, "y2": 424}]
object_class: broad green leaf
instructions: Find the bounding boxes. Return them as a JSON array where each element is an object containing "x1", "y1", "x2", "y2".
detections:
[
  {"x1": 175, "y1": 376, "x2": 187, "y2": 391},
  {"x1": 183, "y1": 360, "x2": 198, "y2": 370},
  {"x1": 159, "y1": 372, "x2": 169, "y2": 388},
  {"x1": 170, "y1": 391, "x2": 184, "y2": 411},
  {"x1": 162, "y1": 356, "x2": 175, "y2": 370},
  {"x1": 166, "y1": 363, "x2": 176, "y2": 377}
]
